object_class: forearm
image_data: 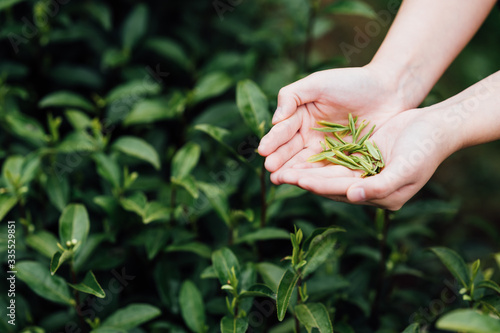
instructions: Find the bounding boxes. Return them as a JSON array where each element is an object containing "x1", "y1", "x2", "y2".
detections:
[
  {"x1": 429, "y1": 71, "x2": 500, "y2": 152},
  {"x1": 368, "y1": 0, "x2": 496, "y2": 109}
]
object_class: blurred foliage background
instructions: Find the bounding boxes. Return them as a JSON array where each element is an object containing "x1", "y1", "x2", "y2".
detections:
[{"x1": 0, "y1": 0, "x2": 500, "y2": 332}]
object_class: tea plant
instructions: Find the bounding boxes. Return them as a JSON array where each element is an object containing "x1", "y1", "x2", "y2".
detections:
[{"x1": 0, "y1": 1, "x2": 499, "y2": 333}]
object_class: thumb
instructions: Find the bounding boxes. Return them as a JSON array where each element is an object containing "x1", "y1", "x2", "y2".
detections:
[
  {"x1": 346, "y1": 167, "x2": 407, "y2": 203},
  {"x1": 272, "y1": 73, "x2": 323, "y2": 124}
]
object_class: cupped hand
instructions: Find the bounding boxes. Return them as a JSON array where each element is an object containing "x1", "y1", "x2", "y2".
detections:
[
  {"x1": 271, "y1": 108, "x2": 459, "y2": 211},
  {"x1": 258, "y1": 65, "x2": 410, "y2": 183}
]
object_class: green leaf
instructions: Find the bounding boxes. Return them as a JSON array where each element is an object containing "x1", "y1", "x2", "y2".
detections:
[
  {"x1": 105, "y1": 79, "x2": 161, "y2": 103},
  {"x1": 122, "y1": 4, "x2": 149, "y2": 50},
  {"x1": 256, "y1": 262, "x2": 285, "y2": 292},
  {"x1": 120, "y1": 192, "x2": 147, "y2": 218},
  {"x1": 68, "y1": 271, "x2": 106, "y2": 298},
  {"x1": 236, "y1": 228, "x2": 290, "y2": 244},
  {"x1": 171, "y1": 142, "x2": 201, "y2": 180},
  {"x1": 145, "y1": 37, "x2": 190, "y2": 71},
  {"x1": 191, "y1": 72, "x2": 232, "y2": 105},
  {"x1": 212, "y1": 247, "x2": 240, "y2": 286},
  {"x1": 478, "y1": 280, "x2": 500, "y2": 295},
  {"x1": 240, "y1": 284, "x2": 276, "y2": 300},
  {"x1": 430, "y1": 247, "x2": 470, "y2": 289},
  {"x1": 302, "y1": 228, "x2": 343, "y2": 278},
  {"x1": 436, "y1": 309, "x2": 500, "y2": 333},
  {"x1": 16, "y1": 261, "x2": 74, "y2": 306},
  {"x1": 65, "y1": 110, "x2": 93, "y2": 130},
  {"x1": 46, "y1": 172, "x2": 69, "y2": 211},
  {"x1": 144, "y1": 226, "x2": 170, "y2": 260},
  {"x1": 194, "y1": 124, "x2": 231, "y2": 144},
  {"x1": 0, "y1": 194, "x2": 18, "y2": 221},
  {"x1": 324, "y1": 0, "x2": 377, "y2": 19},
  {"x1": 143, "y1": 202, "x2": 171, "y2": 224},
  {"x1": 59, "y1": 204, "x2": 90, "y2": 246},
  {"x1": 171, "y1": 175, "x2": 199, "y2": 199},
  {"x1": 50, "y1": 250, "x2": 73, "y2": 275},
  {"x1": 197, "y1": 181, "x2": 230, "y2": 225},
  {"x1": 25, "y1": 231, "x2": 59, "y2": 258},
  {"x1": 179, "y1": 281, "x2": 207, "y2": 333},
  {"x1": 112, "y1": 136, "x2": 161, "y2": 170},
  {"x1": 58, "y1": 131, "x2": 98, "y2": 153},
  {"x1": 236, "y1": 79, "x2": 271, "y2": 138},
  {"x1": 38, "y1": 91, "x2": 94, "y2": 112},
  {"x1": 295, "y1": 303, "x2": 333, "y2": 333},
  {"x1": 92, "y1": 153, "x2": 121, "y2": 189},
  {"x1": 220, "y1": 316, "x2": 249, "y2": 333},
  {"x1": 276, "y1": 269, "x2": 300, "y2": 321},
  {"x1": 5, "y1": 113, "x2": 47, "y2": 146},
  {"x1": 2, "y1": 155, "x2": 24, "y2": 191},
  {"x1": 100, "y1": 303, "x2": 161, "y2": 330},
  {"x1": 166, "y1": 242, "x2": 212, "y2": 259},
  {"x1": 123, "y1": 95, "x2": 185, "y2": 126},
  {"x1": 402, "y1": 323, "x2": 420, "y2": 333}
]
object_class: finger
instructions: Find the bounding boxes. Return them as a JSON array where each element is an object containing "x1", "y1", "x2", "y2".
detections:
[
  {"x1": 273, "y1": 73, "x2": 323, "y2": 124},
  {"x1": 296, "y1": 176, "x2": 361, "y2": 197},
  {"x1": 278, "y1": 165, "x2": 356, "y2": 185},
  {"x1": 269, "y1": 147, "x2": 323, "y2": 184},
  {"x1": 258, "y1": 112, "x2": 302, "y2": 156},
  {"x1": 346, "y1": 165, "x2": 410, "y2": 203},
  {"x1": 264, "y1": 132, "x2": 304, "y2": 173}
]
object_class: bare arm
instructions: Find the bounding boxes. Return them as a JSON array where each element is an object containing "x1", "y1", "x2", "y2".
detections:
[{"x1": 369, "y1": 0, "x2": 496, "y2": 109}]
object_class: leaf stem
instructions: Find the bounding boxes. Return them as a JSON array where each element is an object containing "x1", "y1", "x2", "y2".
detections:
[{"x1": 71, "y1": 263, "x2": 87, "y2": 333}]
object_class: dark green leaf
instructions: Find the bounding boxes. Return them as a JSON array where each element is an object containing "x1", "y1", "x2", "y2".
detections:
[
  {"x1": 303, "y1": 228, "x2": 344, "y2": 278},
  {"x1": 212, "y1": 247, "x2": 240, "y2": 285},
  {"x1": 171, "y1": 142, "x2": 201, "y2": 180},
  {"x1": 46, "y1": 172, "x2": 69, "y2": 212},
  {"x1": 191, "y1": 72, "x2": 232, "y2": 105},
  {"x1": 429, "y1": 247, "x2": 470, "y2": 288},
  {"x1": 0, "y1": 0, "x2": 25, "y2": 11},
  {"x1": 0, "y1": 194, "x2": 18, "y2": 221},
  {"x1": 123, "y1": 95, "x2": 185, "y2": 126},
  {"x1": 236, "y1": 79, "x2": 270, "y2": 138},
  {"x1": 122, "y1": 4, "x2": 149, "y2": 50},
  {"x1": 220, "y1": 316, "x2": 248, "y2": 333},
  {"x1": 236, "y1": 228, "x2": 290, "y2": 244},
  {"x1": 240, "y1": 284, "x2": 276, "y2": 300},
  {"x1": 402, "y1": 323, "x2": 420, "y2": 333},
  {"x1": 295, "y1": 303, "x2": 333, "y2": 333},
  {"x1": 179, "y1": 281, "x2": 207, "y2": 333},
  {"x1": 68, "y1": 271, "x2": 106, "y2": 298},
  {"x1": 93, "y1": 153, "x2": 121, "y2": 189},
  {"x1": 105, "y1": 79, "x2": 161, "y2": 103},
  {"x1": 478, "y1": 280, "x2": 500, "y2": 295},
  {"x1": 197, "y1": 181, "x2": 230, "y2": 225},
  {"x1": 59, "y1": 204, "x2": 90, "y2": 246},
  {"x1": 145, "y1": 37, "x2": 190, "y2": 70},
  {"x1": 38, "y1": 91, "x2": 94, "y2": 112},
  {"x1": 65, "y1": 110, "x2": 92, "y2": 130},
  {"x1": 25, "y1": 231, "x2": 59, "y2": 258},
  {"x1": 112, "y1": 136, "x2": 161, "y2": 170},
  {"x1": 276, "y1": 269, "x2": 299, "y2": 321},
  {"x1": 166, "y1": 242, "x2": 212, "y2": 259},
  {"x1": 436, "y1": 309, "x2": 500, "y2": 333},
  {"x1": 50, "y1": 250, "x2": 73, "y2": 275},
  {"x1": 100, "y1": 303, "x2": 161, "y2": 330},
  {"x1": 16, "y1": 261, "x2": 74, "y2": 306}
]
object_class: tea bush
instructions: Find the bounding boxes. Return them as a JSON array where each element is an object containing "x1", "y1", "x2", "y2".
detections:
[{"x1": 1, "y1": 1, "x2": 500, "y2": 333}]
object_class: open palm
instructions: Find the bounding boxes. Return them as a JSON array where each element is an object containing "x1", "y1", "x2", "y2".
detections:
[
  {"x1": 258, "y1": 66, "x2": 411, "y2": 184},
  {"x1": 271, "y1": 109, "x2": 458, "y2": 210}
]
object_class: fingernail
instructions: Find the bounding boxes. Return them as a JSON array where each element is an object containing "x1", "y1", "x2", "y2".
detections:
[
  {"x1": 350, "y1": 188, "x2": 366, "y2": 202},
  {"x1": 272, "y1": 106, "x2": 283, "y2": 123}
]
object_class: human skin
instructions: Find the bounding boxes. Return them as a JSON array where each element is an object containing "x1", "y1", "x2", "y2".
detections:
[
  {"x1": 258, "y1": 0, "x2": 497, "y2": 210},
  {"x1": 272, "y1": 71, "x2": 500, "y2": 210}
]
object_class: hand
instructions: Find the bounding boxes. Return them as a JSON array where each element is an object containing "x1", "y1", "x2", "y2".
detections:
[
  {"x1": 271, "y1": 108, "x2": 460, "y2": 211},
  {"x1": 258, "y1": 65, "x2": 411, "y2": 184}
]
